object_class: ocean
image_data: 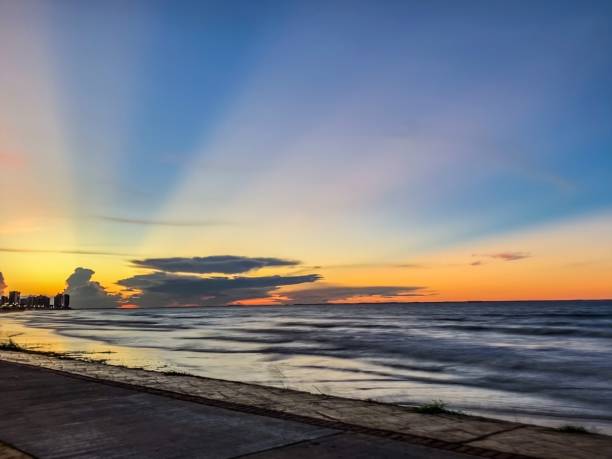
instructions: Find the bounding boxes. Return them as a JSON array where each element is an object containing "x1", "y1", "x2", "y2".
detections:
[{"x1": 1, "y1": 301, "x2": 611, "y2": 434}]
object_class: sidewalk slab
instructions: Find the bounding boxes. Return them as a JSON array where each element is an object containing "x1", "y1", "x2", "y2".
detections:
[
  {"x1": 242, "y1": 433, "x2": 476, "y2": 459},
  {"x1": 468, "y1": 425, "x2": 612, "y2": 459},
  {"x1": 0, "y1": 361, "x2": 335, "y2": 459}
]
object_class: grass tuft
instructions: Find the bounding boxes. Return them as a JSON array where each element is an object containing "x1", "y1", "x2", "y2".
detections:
[
  {"x1": 557, "y1": 425, "x2": 591, "y2": 434},
  {"x1": 0, "y1": 338, "x2": 28, "y2": 352},
  {"x1": 0, "y1": 338, "x2": 80, "y2": 360},
  {"x1": 163, "y1": 371, "x2": 193, "y2": 377}
]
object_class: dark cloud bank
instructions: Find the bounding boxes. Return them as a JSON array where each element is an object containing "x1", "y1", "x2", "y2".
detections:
[
  {"x1": 118, "y1": 271, "x2": 323, "y2": 308},
  {"x1": 58, "y1": 253, "x2": 429, "y2": 308},
  {"x1": 131, "y1": 255, "x2": 299, "y2": 274}
]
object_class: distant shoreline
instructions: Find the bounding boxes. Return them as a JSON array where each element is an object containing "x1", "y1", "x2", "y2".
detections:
[
  {"x1": 3, "y1": 298, "x2": 609, "y2": 311},
  {"x1": 292, "y1": 298, "x2": 612, "y2": 306},
  {"x1": 0, "y1": 307, "x2": 71, "y2": 314}
]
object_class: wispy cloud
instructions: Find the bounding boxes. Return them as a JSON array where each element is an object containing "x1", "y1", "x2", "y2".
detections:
[
  {"x1": 469, "y1": 251, "x2": 531, "y2": 266},
  {"x1": 312, "y1": 262, "x2": 428, "y2": 270},
  {"x1": 281, "y1": 285, "x2": 429, "y2": 304},
  {"x1": 394, "y1": 263, "x2": 429, "y2": 269},
  {"x1": 480, "y1": 252, "x2": 531, "y2": 262},
  {"x1": 0, "y1": 247, "x2": 131, "y2": 257},
  {"x1": 131, "y1": 255, "x2": 300, "y2": 274},
  {"x1": 92, "y1": 215, "x2": 232, "y2": 227}
]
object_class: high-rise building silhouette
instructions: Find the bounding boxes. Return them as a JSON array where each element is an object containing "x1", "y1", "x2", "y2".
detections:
[
  {"x1": 54, "y1": 293, "x2": 63, "y2": 308},
  {"x1": 54, "y1": 293, "x2": 70, "y2": 309},
  {"x1": 8, "y1": 291, "x2": 20, "y2": 305},
  {"x1": 34, "y1": 295, "x2": 50, "y2": 308}
]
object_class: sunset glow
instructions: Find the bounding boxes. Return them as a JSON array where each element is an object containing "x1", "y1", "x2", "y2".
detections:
[{"x1": 1, "y1": 1, "x2": 611, "y2": 307}]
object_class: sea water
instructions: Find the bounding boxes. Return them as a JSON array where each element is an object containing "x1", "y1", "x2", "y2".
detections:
[{"x1": 2, "y1": 301, "x2": 611, "y2": 433}]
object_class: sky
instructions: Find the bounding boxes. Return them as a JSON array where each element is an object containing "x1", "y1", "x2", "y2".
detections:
[{"x1": 1, "y1": 0, "x2": 611, "y2": 307}]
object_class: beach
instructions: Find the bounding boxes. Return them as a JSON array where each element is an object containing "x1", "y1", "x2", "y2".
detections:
[{"x1": 1, "y1": 301, "x2": 611, "y2": 434}]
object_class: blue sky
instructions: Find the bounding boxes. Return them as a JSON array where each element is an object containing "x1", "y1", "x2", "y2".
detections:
[
  {"x1": 1, "y1": 0, "x2": 611, "y2": 305},
  {"x1": 47, "y1": 1, "x2": 612, "y2": 225}
]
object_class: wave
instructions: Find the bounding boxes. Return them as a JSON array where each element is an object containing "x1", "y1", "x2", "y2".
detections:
[
  {"x1": 6, "y1": 301, "x2": 612, "y2": 433},
  {"x1": 432, "y1": 324, "x2": 612, "y2": 338}
]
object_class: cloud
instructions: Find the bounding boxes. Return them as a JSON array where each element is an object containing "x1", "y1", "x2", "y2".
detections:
[
  {"x1": 120, "y1": 253, "x2": 430, "y2": 307},
  {"x1": 0, "y1": 272, "x2": 7, "y2": 295},
  {"x1": 280, "y1": 285, "x2": 429, "y2": 304},
  {"x1": 131, "y1": 255, "x2": 300, "y2": 274},
  {"x1": 0, "y1": 247, "x2": 131, "y2": 257},
  {"x1": 93, "y1": 215, "x2": 231, "y2": 227},
  {"x1": 395, "y1": 263, "x2": 428, "y2": 269},
  {"x1": 482, "y1": 252, "x2": 531, "y2": 261},
  {"x1": 320, "y1": 262, "x2": 428, "y2": 269},
  {"x1": 64, "y1": 267, "x2": 121, "y2": 309},
  {"x1": 117, "y1": 271, "x2": 321, "y2": 307}
]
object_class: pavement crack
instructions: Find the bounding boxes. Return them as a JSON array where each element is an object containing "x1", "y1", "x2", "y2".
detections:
[
  {"x1": 229, "y1": 432, "x2": 343, "y2": 459},
  {"x1": 462, "y1": 424, "x2": 527, "y2": 444},
  {"x1": 313, "y1": 410, "x2": 340, "y2": 421}
]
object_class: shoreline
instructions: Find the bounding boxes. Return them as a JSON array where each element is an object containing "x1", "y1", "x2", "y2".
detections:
[
  {"x1": 2, "y1": 299, "x2": 611, "y2": 314},
  {"x1": 1, "y1": 350, "x2": 611, "y2": 459},
  {"x1": 2, "y1": 308, "x2": 611, "y2": 436},
  {"x1": 0, "y1": 307, "x2": 71, "y2": 314}
]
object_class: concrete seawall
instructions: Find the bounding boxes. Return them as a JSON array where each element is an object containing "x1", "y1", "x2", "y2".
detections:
[{"x1": 1, "y1": 350, "x2": 611, "y2": 459}]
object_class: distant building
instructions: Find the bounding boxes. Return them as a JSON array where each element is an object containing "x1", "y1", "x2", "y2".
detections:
[
  {"x1": 54, "y1": 293, "x2": 63, "y2": 308},
  {"x1": 1, "y1": 291, "x2": 68, "y2": 311},
  {"x1": 54, "y1": 293, "x2": 70, "y2": 309},
  {"x1": 8, "y1": 291, "x2": 20, "y2": 305},
  {"x1": 34, "y1": 295, "x2": 50, "y2": 308}
]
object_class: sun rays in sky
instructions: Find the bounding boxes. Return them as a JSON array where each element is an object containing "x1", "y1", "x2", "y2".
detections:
[{"x1": 1, "y1": 1, "x2": 611, "y2": 306}]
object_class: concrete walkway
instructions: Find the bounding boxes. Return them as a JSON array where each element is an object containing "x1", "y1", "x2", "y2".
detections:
[
  {"x1": 2, "y1": 351, "x2": 612, "y2": 458},
  {"x1": 0, "y1": 361, "x2": 474, "y2": 459}
]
